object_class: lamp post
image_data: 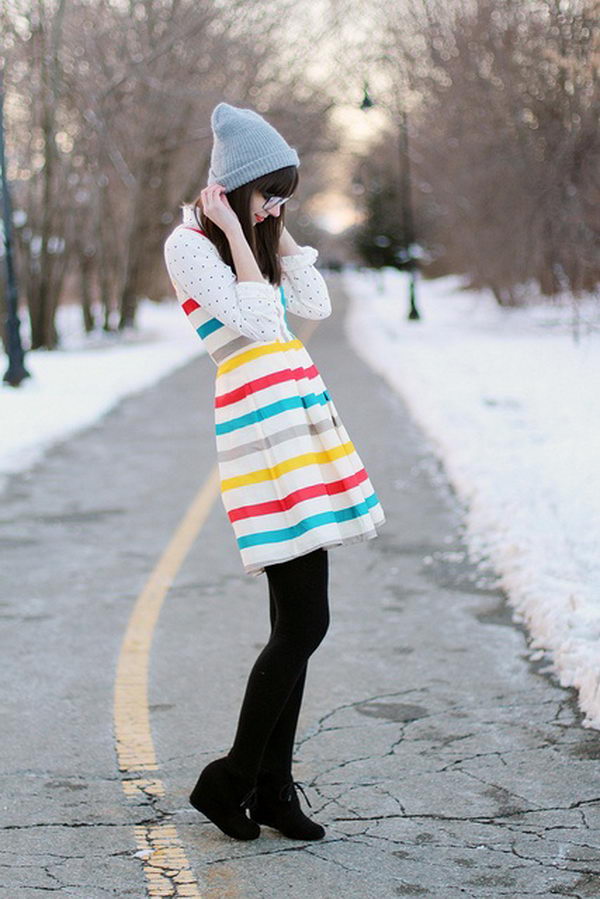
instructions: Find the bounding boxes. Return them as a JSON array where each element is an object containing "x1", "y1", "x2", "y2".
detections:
[
  {"x1": 360, "y1": 81, "x2": 420, "y2": 320},
  {"x1": 1, "y1": 65, "x2": 29, "y2": 387}
]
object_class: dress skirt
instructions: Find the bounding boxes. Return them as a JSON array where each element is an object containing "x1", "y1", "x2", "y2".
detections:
[{"x1": 214, "y1": 335, "x2": 386, "y2": 576}]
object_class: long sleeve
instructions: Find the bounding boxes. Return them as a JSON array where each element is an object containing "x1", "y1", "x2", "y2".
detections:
[
  {"x1": 164, "y1": 226, "x2": 288, "y2": 343},
  {"x1": 280, "y1": 245, "x2": 332, "y2": 320}
]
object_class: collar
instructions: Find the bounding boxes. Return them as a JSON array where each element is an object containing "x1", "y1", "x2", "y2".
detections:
[{"x1": 181, "y1": 203, "x2": 199, "y2": 227}]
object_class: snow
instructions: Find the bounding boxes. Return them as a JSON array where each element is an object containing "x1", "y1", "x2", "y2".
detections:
[
  {"x1": 343, "y1": 267, "x2": 600, "y2": 729},
  {"x1": 0, "y1": 299, "x2": 204, "y2": 495}
]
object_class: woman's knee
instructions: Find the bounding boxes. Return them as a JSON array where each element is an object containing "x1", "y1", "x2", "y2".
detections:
[
  {"x1": 266, "y1": 548, "x2": 330, "y2": 649},
  {"x1": 274, "y1": 603, "x2": 329, "y2": 658},
  {"x1": 314, "y1": 603, "x2": 330, "y2": 646},
  {"x1": 300, "y1": 602, "x2": 330, "y2": 655}
]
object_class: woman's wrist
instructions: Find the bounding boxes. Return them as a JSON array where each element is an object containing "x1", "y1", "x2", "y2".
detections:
[
  {"x1": 278, "y1": 226, "x2": 303, "y2": 256},
  {"x1": 227, "y1": 226, "x2": 268, "y2": 283},
  {"x1": 224, "y1": 221, "x2": 244, "y2": 241}
]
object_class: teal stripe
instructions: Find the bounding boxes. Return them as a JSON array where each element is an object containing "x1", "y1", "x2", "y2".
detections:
[
  {"x1": 280, "y1": 285, "x2": 293, "y2": 335},
  {"x1": 197, "y1": 289, "x2": 287, "y2": 341},
  {"x1": 216, "y1": 390, "x2": 331, "y2": 436},
  {"x1": 198, "y1": 317, "x2": 223, "y2": 338},
  {"x1": 237, "y1": 492, "x2": 381, "y2": 549}
]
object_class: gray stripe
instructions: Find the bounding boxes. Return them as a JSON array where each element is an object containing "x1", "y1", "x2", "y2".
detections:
[
  {"x1": 217, "y1": 416, "x2": 341, "y2": 463},
  {"x1": 212, "y1": 334, "x2": 254, "y2": 365}
]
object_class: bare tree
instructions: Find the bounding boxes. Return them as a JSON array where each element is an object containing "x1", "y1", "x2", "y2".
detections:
[
  {"x1": 3, "y1": 0, "x2": 71, "y2": 348},
  {"x1": 331, "y1": 0, "x2": 600, "y2": 304},
  {"x1": 3, "y1": 0, "x2": 339, "y2": 346}
]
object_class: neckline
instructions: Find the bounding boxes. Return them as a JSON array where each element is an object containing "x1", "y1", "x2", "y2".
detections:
[{"x1": 181, "y1": 203, "x2": 206, "y2": 234}]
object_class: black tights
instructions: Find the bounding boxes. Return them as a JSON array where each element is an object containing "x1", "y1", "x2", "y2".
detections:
[{"x1": 226, "y1": 547, "x2": 329, "y2": 782}]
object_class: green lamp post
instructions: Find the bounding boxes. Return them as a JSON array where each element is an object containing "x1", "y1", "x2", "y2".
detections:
[
  {"x1": 360, "y1": 81, "x2": 420, "y2": 321},
  {"x1": 1, "y1": 65, "x2": 30, "y2": 387}
]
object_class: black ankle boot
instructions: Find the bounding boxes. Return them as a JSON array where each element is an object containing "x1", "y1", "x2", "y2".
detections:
[
  {"x1": 189, "y1": 757, "x2": 260, "y2": 840},
  {"x1": 248, "y1": 769, "x2": 325, "y2": 840}
]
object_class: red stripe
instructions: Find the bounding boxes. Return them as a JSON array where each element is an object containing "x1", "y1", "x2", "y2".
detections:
[
  {"x1": 183, "y1": 225, "x2": 207, "y2": 235},
  {"x1": 227, "y1": 470, "x2": 369, "y2": 522},
  {"x1": 215, "y1": 364, "x2": 319, "y2": 408},
  {"x1": 182, "y1": 297, "x2": 200, "y2": 315}
]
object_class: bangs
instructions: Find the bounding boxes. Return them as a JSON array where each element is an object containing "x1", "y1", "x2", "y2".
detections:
[{"x1": 252, "y1": 166, "x2": 299, "y2": 198}]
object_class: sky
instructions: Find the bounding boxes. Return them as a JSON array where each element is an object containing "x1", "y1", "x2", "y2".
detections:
[{"x1": 309, "y1": 104, "x2": 389, "y2": 234}]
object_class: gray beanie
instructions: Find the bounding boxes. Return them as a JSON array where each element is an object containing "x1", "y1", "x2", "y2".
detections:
[{"x1": 207, "y1": 102, "x2": 300, "y2": 192}]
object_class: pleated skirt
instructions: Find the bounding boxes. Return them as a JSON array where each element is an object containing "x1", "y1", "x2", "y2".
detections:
[{"x1": 214, "y1": 336, "x2": 386, "y2": 576}]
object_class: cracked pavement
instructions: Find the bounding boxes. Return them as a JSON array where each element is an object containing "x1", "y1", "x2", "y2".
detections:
[{"x1": 2, "y1": 275, "x2": 600, "y2": 898}]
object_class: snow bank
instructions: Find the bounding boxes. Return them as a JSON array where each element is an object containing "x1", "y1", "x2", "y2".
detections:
[
  {"x1": 0, "y1": 299, "x2": 204, "y2": 495},
  {"x1": 343, "y1": 268, "x2": 600, "y2": 728}
]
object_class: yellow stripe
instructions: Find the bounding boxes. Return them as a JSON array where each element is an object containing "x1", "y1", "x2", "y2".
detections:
[
  {"x1": 114, "y1": 465, "x2": 221, "y2": 897},
  {"x1": 217, "y1": 338, "x2": 303, "y2": 376},
  {"x1": 220, "y1": 440, "x2": 355, "y2": 492}
]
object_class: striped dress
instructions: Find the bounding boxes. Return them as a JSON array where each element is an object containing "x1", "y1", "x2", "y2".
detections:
[{"x1": 163, "y1": 204, "x2": 386, "y2": 576}]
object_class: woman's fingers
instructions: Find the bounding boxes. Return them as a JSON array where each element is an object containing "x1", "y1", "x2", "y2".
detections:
[
  {"x1": 200, "y1": 185, "x2": 223, "y2": 212},
  {"x1": 202, "y1": 184, "x2": 225, "y2": 196},
  {"x1": 201, "y1": 184, "x2": 227, "y2": 210},
  {"x1": 199, "y1": 183, "x2": 240, "y2": 233}
]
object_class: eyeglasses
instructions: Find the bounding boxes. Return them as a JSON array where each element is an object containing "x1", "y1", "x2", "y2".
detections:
[{"x1": 261, "y1": 194, "x2": 293, "y2": 212}]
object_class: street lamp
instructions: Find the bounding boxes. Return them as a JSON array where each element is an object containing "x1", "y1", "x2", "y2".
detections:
[
  {"x1": 1, "y1": 66, "x2": 29, "y2": 387},
  {"x1": 360, "y1": 81, "x2": 375, "y2": 111},
  {"x1": 360, "y1": 82, "x2": 420, "y2": 321}
]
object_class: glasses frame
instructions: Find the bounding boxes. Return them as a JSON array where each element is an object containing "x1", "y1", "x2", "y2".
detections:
[{"x1": 261, "y1": 194, "x2": 293, "y2": 212}]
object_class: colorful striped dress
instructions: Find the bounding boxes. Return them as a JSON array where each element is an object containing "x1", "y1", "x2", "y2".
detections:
[{"x1": 163, "y1": 204, "x2": 386, "y2": 576}]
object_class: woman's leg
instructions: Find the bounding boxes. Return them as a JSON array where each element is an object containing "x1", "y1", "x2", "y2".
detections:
[
  {"x1": 257, "y1": 579, "x2": 309, "y2": 779},
  {"x1": 225, "y1": 547, "x2": 329, "y2": 782}
]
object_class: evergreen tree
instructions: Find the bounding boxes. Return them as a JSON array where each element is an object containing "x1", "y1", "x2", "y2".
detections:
[{"x1": 353, "y1": 172, "x2": 411, "y2": 271}]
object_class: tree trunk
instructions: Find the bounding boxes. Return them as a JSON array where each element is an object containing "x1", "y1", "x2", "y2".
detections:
[
  {"x1": 28, "y1": 0, "x2": 67, "y2": 350},
  {"x1": 118, "y1": 157, "x2": 153, "y2": 330},
  {"x1": 79, "y1": 252, "x2": 95, "y2": 333}
]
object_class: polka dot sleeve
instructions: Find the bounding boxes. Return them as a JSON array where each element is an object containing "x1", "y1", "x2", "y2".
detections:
[
  {"x1": 280, "y1": 246, "x2": 332, "y2": 320},
  {"x1": 163, "y1": 226, "x2": 286, "y2": 342}
]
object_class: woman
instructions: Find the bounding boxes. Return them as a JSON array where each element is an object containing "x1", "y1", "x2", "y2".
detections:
[{"x1": 163, "y1": 102, "x2": 386, "y2": 842}]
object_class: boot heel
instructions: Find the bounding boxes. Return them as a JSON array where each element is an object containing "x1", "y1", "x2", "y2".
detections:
[{"x1": 189, "y1": 757, "x2": 260, "y2": 841}]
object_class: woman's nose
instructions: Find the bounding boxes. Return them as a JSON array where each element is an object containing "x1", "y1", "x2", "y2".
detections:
[{"x1": 268, "y1": 205, "x2": 281, "y2": 217}]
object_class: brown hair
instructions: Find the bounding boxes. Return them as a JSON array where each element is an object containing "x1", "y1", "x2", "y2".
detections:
[{"x1": 192, "y1": 165, "x2": 299, "y2": 287}]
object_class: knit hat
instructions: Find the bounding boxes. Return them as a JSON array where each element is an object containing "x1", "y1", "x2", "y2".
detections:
[{"x1": 207, "y1": 102, "x2": 300, "y2": 192}]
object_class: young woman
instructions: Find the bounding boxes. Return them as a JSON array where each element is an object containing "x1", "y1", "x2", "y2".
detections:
[{"x1": 163, "y1": 102, "x2": 386, "y2": 842}]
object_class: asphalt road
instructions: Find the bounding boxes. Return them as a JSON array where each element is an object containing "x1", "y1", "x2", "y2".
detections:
[{"x1": 1, "y1": 274, "x2": 600, "y2": 898}]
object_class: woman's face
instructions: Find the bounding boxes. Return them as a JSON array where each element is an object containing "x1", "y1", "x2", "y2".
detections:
[{"x1": 250, "y1": 189, "x2": 285, "y2": 226}]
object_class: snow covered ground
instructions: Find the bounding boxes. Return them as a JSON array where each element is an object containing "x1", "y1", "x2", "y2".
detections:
[
  {"x1": 343, "y1": 268, "x2": 600, "y2": 730},
  {"x1": 2, "y1": 273, "x2": 600, "y2": 728},
  {"x1": 0, "y1": 300, "x2": 204, "y2": 496}
]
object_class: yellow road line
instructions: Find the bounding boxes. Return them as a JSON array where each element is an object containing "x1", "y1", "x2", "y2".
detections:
[{"x1": 114, "y1": 465, "x2": 221, "y2": 898}]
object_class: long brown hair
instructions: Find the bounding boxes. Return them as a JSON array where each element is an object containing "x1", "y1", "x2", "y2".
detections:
[{"x1": 192, "y1": 166, "x2": 299, "y2": 287}]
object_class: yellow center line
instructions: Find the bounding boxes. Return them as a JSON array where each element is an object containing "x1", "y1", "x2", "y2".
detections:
[{"x1": 114, "y1": 465, "x2": 221, "y2": 898}]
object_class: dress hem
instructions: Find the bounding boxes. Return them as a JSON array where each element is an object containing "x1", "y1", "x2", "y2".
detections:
[{"x1": 241, "y1": 513, "x2": 387, "y2": 577}]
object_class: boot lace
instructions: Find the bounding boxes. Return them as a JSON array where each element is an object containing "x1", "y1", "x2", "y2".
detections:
[{"x1": 278, "y1": 779, "x2": 312, "y2": 808}]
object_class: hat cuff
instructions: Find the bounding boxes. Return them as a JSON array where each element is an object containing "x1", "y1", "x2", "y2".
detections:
[{"x1": 208, "y1": 148, "x2": 300, "y2": 192}]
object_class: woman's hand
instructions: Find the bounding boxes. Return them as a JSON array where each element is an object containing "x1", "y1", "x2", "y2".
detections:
[{"x1": 200, "y1": 184, "x2": 242, "y2": 236}]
